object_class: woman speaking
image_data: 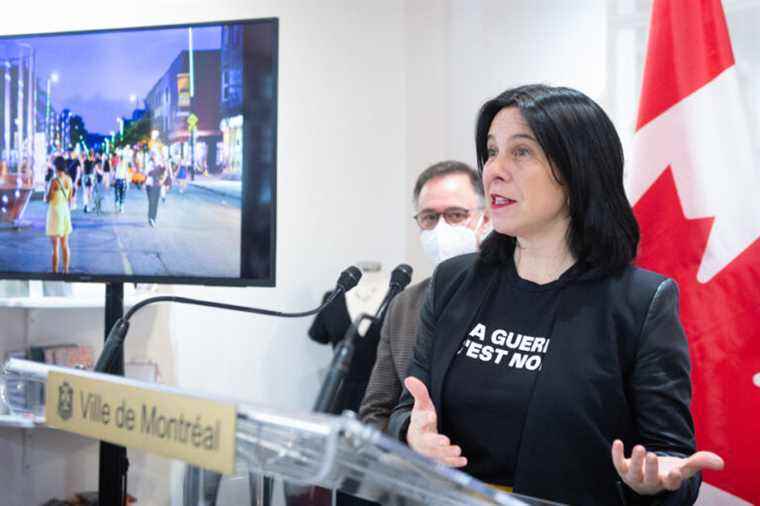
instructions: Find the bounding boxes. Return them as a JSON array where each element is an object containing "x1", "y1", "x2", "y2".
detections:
[{"x1": 388, "y1": 85, "x2": 723, "y2": 505}]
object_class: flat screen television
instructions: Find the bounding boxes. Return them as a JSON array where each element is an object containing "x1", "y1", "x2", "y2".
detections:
[{"x1": 0, "y1": 18, "x2": 277, "y2": 286}]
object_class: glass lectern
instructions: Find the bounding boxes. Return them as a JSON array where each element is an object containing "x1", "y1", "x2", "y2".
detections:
[{"x1": 2, "y1": 358, "x2": 562, "y2": 506}]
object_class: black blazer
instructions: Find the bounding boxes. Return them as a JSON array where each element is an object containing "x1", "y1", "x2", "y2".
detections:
[{"x1": 388, "y1": 253, "x2": 700, "y2": 505}]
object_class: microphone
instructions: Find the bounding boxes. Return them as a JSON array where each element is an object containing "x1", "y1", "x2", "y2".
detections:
[
  {"x1": 94, "y1": 266, "x2": 363, "y2": 374},
  {"x1": 312, "y1": 263, "x2": 413, "y2": 414},
  {"x1": 335, "y1": 265, "x2": 362, "y2": 293},
  {"x1": 389, "y1": 263, "x2": 413, "y2": 292},
  {"x1": 377, "y1": 263, "x2": 413, "y2": 319}
]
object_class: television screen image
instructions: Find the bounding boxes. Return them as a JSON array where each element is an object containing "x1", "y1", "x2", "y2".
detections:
[{"x1": 0, "y1": 19, "x2": 277, "y2": 286}]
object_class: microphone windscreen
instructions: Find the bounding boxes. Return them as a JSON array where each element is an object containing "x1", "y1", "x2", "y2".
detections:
[
  {"x1": 390, "y1": 263, "x2": 413, "y2": 291},
  {"x1": 336, "y1": 265, "x2": 363, "y2": 292}
]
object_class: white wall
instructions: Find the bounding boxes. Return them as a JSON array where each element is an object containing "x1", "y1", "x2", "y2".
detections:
[
  {"x1": 405, "y1": 0, "x2": 609, "y2": 281},
  {"x1": 1, "y1": 1, "x2": 408, "y2": 504},
  {"x1": 0, "y1": 0, "x2": 408, "y2": 405},
  {"x1": 1, "y1": 0, "x2": 615, "y2": 504},
  {"x1": 0, "y1": 0, "x2": 614, "y2": 400},
  {"x1": 154, "y1": 0, "x2": 409, "y2": 409},
  {"x1": 403, "y1": 0, "x2": 450, "y2": 281}
]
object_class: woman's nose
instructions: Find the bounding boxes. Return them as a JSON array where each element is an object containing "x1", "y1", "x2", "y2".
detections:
[{"x1": 488, "y1": 155, "x2": 513, "y2": 182}]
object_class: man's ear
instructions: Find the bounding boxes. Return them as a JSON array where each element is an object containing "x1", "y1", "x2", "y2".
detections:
[{"x1": 477, "y1": 210, "x2": 491, "y2": 232}]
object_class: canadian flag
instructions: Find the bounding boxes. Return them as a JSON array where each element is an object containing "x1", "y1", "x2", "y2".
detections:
[{"x1": 627, "y1": 0, "x2": 760, "y2": 504}]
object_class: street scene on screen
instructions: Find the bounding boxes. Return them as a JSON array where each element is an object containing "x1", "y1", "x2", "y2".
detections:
[{"x1": 0, "y1": 24, "x2": 248, "y2": 278}]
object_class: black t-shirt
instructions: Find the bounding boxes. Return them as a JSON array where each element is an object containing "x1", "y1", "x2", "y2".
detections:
[
  {"x1": 84, "y1": 159, "x2": 95, "y2": 175},
  {"x1": 67, "y1": 158, "x2": 80, "y2": 179},
  {"x1": 441, "y1": 257, "x2": 578, "y2": 486}
]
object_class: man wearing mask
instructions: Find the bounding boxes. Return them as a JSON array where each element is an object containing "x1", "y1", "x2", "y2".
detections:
[{"x1": 359, "y1": 160, "x2": 489, "y2": 431}]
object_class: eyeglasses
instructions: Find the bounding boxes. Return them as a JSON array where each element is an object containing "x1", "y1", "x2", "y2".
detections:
[{"x1": 414, "y1": 207, "x2": 480, "y2": 230}]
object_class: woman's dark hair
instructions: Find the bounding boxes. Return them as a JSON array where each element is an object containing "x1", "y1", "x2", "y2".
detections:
[
  {"x1": 53, "y1": 156, "x2": 67, "y2": 172},
  {"x1": 475, "y1": 84, "x2": 639, "y2": 274}
]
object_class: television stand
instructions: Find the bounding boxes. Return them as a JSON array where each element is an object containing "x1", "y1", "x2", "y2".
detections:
[{"x1": 99, "y1": 282, "x2": 129, "y2": 506}]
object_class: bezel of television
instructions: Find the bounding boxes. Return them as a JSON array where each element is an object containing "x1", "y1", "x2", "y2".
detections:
[{"x1": 0, "y1": 18, "x2": 278, "y2": 287}]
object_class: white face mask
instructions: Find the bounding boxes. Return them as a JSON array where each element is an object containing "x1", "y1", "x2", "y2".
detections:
[{"x1": 420, "y1": 218, "x2": 479, "y2": 267}]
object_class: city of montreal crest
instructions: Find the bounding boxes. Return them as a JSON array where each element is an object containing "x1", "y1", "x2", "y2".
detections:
[{"x1": 58, "y1": 382, "x2": 74, "y2": 421}]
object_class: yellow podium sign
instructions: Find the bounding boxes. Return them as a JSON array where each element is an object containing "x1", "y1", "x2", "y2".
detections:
[{"x1": 45, "y1": 370, "x2": 236, "y2": 474}]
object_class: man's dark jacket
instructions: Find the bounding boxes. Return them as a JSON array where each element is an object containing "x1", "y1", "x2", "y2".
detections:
[{"x1": 359, "y1": 278, "x2": 430, "y2": 430}]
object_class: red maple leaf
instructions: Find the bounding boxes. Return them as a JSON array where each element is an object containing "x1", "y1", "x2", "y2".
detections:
[{"x1": 634, "y1": 167, "x2": 760, "y2": 502}]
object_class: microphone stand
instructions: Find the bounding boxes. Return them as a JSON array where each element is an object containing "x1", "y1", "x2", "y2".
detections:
[
  {"x1": 312, "y1": 312, "x2": 376, "y2": 414},
  {"x1": 99, "y1": 282, "x2": 128, "y2": 506},
  {"x1": 282, "y1": 264, "x2": 411, "y2": 506},
  {"x1": 306, "y1": 273, "x2": 408, "y2": 506},
  {"x1": 311, "y1": 263, "x2": 411, "y2": 415},
  {"x1": 93, "y1": 267, "x2": 362, "y2": 506}
]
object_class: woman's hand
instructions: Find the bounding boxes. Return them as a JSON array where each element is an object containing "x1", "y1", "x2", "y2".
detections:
[
  {"x1": 404, "y1": 377, "x2": 467, "y2": 468},
  {"x1": 611, "y1": 440, "x2": 724, "y2": 495}
]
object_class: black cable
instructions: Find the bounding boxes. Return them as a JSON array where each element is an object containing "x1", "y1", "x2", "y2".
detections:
[
  {"x1": 95, "y1": 290, "x2": 345, "y2": 374},
  {"x1": 95, "y1": 265, "x2": 363, "y2": 374},
  {"x1": 123, "y1": 290, "x2": 341, "y2": 322}
]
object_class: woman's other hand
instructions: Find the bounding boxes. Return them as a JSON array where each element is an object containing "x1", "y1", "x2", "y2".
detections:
[
  {"x1": 612, "y1": 439, "x2": 724, "y2": 495},
  {"x1": 404, "y1": 376, "x2": 467, "y2": 467}
]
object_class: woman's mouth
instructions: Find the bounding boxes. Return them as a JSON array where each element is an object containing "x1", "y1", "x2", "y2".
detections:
[{"x1": 491, "y1": 194, "x2": 517, "y2": 209}]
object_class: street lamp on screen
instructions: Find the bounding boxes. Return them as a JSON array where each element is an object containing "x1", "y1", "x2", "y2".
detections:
[{"x1": 46, "y1": 73, "x2": 60, "y2": 151}]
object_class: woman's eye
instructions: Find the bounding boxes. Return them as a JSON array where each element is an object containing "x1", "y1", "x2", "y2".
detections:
[
  {"x1": 514, "y1": 147, "x2": 530, "y2": 158},
  {"x1": 486, "y1": 147, "x2": 497, "y2": 158}
]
